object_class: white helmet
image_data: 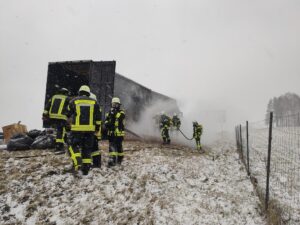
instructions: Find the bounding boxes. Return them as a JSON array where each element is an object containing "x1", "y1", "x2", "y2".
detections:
[
  {"x1": 90, "y1": 92, "x2": 97, "y2": 101},
  {"x1": 160, "y1": 111, "x2": 165, "y2": 115},
  {"x1": 79, "y1": 85, "x2": 90, "y2": 94},
  {"x1": 173, "y1": 113, "x2": 177, "y2": 116},
  {"x1": 112, "y1": 97, "x2": 121, "y2": 104}
]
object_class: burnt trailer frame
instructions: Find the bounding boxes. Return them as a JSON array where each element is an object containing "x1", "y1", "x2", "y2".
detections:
[
  {"x1": 43, "y1": 60, "x2": 181, "y2": 128},
  {"x1": 114, "y1": 73, "x2": 181, "y2": 121}
]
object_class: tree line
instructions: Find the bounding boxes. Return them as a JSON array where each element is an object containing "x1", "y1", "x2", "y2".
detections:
[{"x1": 265, "y1": 92, "x2": 300, "y2": 126}]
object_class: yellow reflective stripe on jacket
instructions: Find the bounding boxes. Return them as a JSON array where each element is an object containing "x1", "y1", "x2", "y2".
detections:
[
  {"x1": 74, "y1": 152, "x2": 81, "y2": 157},
  {"x1": 58, "y1": 98, "x2": 66, "y2": 116},
  {"x1": 75, "y1": 104, "x2": 81, "y2": 126},
  {"x1": 109, "y1": 152, "x2": 118, "y2": 156},
  {"x1": 114, "y1": 119, "x2": 119, "y2": 127},
  {"x1": 82, "y1": 158, "x2": 92, "y2": 164},
  {"x1": 114, "y1": 111, "x2": 124, "y2": 126},
  {"x1": 71, "y1": 125, "x2": 96, "y2": 131},
  {"x1": 89, "y1": 104, "x2": 94, "y2": 126},
  {"x1": 50, "y1": 114, "x2": 67, "y2": 120},
  {"x1": 73, "y1": 99, "x2": 96, "y2": 131},
  {"x1": 115, "y1": 128, "x2": 125, "y2": 137},
  {"x1": 74, "y1": 99, "x2": 96, "y2": 105},
  {"x1": 116, "y1": 152, "x2": 125, "y2": 156},
  {"x1": 114, "y1": 111, "x2": 125, "y2": 136},
  {"x1": 49, "y1": 95, "x2": 67, "y2": 119},
  {"x1": 56, "y1": 138, "x2": 64, "y2": 143},
  {"x1": 91, "y1": 151, "x2": 101, "y2": 157}
]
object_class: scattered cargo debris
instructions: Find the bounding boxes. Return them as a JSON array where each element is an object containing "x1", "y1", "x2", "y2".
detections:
[
  {"x1": 7, "y1": 134, "x2": 33, "y2": 151},
  {"x1": 27, "y1": 129, "x2": 43, "y2": 139},
  {"x1": 2, "y1": 121, "x2": 28, "y2": 143},
  {"x1": 30, "y1": 134, "x2": 55, "y2": 149},
  {"x1": 6, "y1": 129, "x2": 55, "y2": 151}
]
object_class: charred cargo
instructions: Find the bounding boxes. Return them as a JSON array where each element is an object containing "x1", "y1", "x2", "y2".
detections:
[{"x1": 44, "y1": 60, "x2": 181, "y2": 127}]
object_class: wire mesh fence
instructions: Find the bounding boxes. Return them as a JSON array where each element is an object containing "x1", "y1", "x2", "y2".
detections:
[{"x1": 236, "y1": 112, "x2": 300, "y2": 224}]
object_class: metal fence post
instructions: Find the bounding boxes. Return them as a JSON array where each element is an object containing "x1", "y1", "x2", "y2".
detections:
[
  {"x1": 235, "y1": 126, "x2": 238, "y2": 150},
  {"x1": 265, "y1": 112, "x2": 273, "y2": 211},
  {"x1": 246, "y1": 121, "x2": 250, "y2": 176},
  {"x1": 239, "y1": 124, "x2": 243, "y2": 159},
  {"x1": 236, "y1": 126, "x2": 240, "y2": 151},
  {"x1": 238, "y1": 126, "x2": 240, "y2": 150}
]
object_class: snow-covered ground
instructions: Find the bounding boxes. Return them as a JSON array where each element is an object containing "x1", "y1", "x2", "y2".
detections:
[
  {"x1": 0, "y1": 139, "x2": 265, "y2": 225},
  {"x1": 241, "y1": 126, "x2": 300, "y2": 224}
]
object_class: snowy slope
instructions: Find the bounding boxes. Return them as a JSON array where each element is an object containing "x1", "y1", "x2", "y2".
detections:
[
  {"x1": 244, "y1": 127, "x2": 300, "y2": 224},
  {"x1": 0, "y1": 139, "x2": 265, "y2": 225}
]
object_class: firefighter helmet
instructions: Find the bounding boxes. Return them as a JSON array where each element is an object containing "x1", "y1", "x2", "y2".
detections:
[
  {"x1": 79, "y1": 85, "x2": 90, "y2": 95},
  {"x1": 112, "y1": 97, "x2": 121, "y2": 104}
]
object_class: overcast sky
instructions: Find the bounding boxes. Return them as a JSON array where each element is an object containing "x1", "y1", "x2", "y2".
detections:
[{"x1": 0, "y1": 0, "x2": 300, "y2": 131}]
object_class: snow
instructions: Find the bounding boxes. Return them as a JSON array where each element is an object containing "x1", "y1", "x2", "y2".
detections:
[
  {"x1": 243, "y1": 126, "x2": 300, "y2": 224},
  {"x1": 0, "y1": 139, "x2": 265, "y2": 225}
]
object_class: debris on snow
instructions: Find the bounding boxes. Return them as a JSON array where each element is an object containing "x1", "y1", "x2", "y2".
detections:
[{"x1": 0, "y1": 139, "x2": 265, "y2": 225}]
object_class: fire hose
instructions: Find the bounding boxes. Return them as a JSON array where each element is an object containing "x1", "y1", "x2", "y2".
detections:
[{"x1": 178, "y1": 128, "x2": 194, "y2": 141}]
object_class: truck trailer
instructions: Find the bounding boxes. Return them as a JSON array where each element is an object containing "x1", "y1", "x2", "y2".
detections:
[{"x1": 43, "y1": 60, "x2": 181, "y2": 128}]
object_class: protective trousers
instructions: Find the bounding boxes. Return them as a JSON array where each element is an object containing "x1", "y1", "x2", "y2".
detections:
[
  {"x1": 91, "y1": 135, "x2": 101, "y2": 168},
  {"x1": 51, "y1": 119, "x2": 67, "y2": 151},
  {"x1": 68, "y1": 132, "x2": 94, "y2": 175},
  {"x1": 108, "y1": 136, "x2": 124, "y2": 166},
  {"x1": 195, "y1": 137, "x2": 201, "y2": 150},
  {"x1": 161, "y1": 126, "x2": 170, "y2": 144}
]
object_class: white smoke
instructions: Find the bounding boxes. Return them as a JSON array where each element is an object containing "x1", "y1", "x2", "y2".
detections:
[
  {"x1": 128, "y1": 98, "x2": 234, "y2": 147},
  {"x1": 127, "y1": 99, "x2": 174, "y2": 139}
]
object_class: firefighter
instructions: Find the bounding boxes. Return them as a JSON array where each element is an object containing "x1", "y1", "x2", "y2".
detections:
[
  {"x1": 89, "y1": 92, "x2": 102, "y2": 168},
  {"x1": 67, "y1": 85, "x2": 101, "y2": 175},
  {"x1": 105, "y1": 97, "x2": 125, "y2": 167},
  {"x1": 43, "y1": 87, "x2": 70, "y2": 153},
  {"x1": 160, "y1": 112, "x2": 172, "y2": 144},
  {"x1": 172, "y1": 113, "x2": 181, "y2": 131},
  {"x1": 193, "y1": 121, "x2": 203, "y2": 151}
]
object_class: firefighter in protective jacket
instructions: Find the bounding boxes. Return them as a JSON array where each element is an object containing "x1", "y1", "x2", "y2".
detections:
[
  {"x1": 67, "y1": 85, "x2": 101, "y2": 175},
  {"x1": 172, "y1": 113, "x2": 181, "y2": 130},
  {"x1": 160, "y1": 112, "x2": 172, "y2": 144},
  {"x1": 193, "y1": 121, "x2": 203, "y2": 151},
  {"x1": 105, "y1": 97, "x2": 125, "y2": 167},
  {"x1": 43, "y1": 87, "x2": 70, "y2": 153}
]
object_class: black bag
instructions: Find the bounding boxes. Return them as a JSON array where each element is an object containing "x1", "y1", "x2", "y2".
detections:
[
  {"x1": 27, "y1": 129, "x2": 42, "y2": 139},
  {"x1": 10, "y1": 133, "x2": 26, "y2": 139},
  {"x1": 7, "y1": 136, "x2": 34, "y2": 151},
  {"x1": 30, "y1": 134, "x2": 55, "y2": 149}
]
